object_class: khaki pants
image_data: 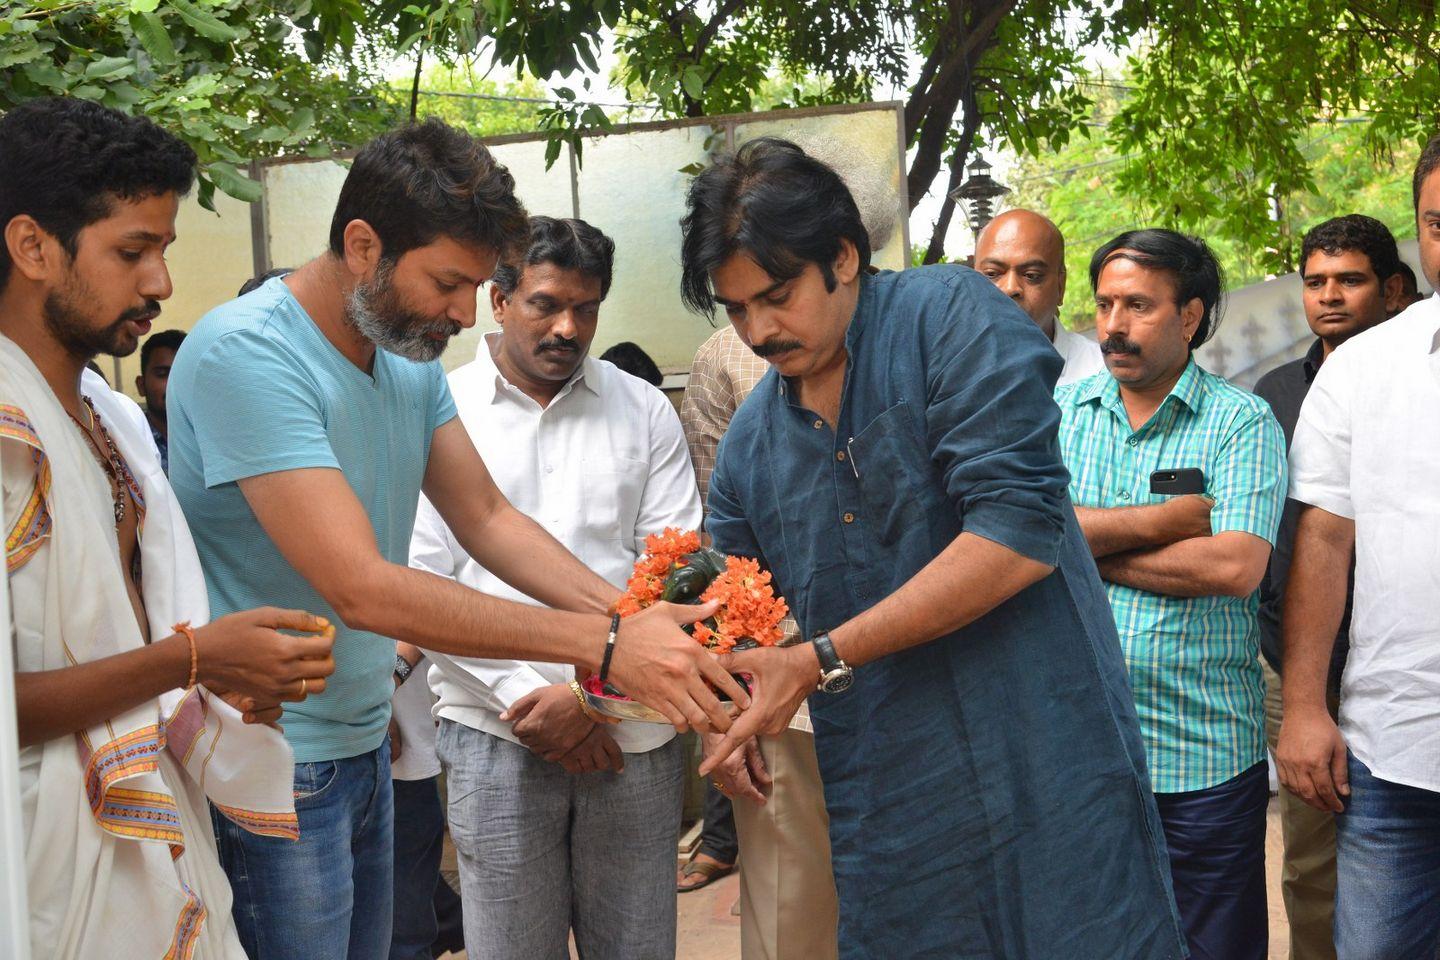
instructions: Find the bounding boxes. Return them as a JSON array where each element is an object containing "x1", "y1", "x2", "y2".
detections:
[
  {"x1": 732, "y1": 728, "x2": 839, "y2": 960},
  {"x1": 1263, "y1": 660, "x2": 1339, "y2": 960}
]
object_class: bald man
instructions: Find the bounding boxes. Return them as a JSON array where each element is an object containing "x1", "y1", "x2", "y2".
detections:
[{"x1": 975, "y1": 209, "x2": 1104, "y2": 385}]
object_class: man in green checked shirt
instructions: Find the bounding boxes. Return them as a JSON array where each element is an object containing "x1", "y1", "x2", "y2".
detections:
[{"x1": 1055, "y1": 229, "x2": 1287, "y2": 960}]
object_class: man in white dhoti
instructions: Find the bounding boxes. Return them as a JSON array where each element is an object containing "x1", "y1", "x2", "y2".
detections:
[{"x1": 0, "y1": 96, "x2": 336, "y2": 959}]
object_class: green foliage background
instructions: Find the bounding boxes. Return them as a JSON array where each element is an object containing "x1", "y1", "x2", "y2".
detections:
[{"x1": 1010, "y1": 82, "x2": 1420, "y2": 332}]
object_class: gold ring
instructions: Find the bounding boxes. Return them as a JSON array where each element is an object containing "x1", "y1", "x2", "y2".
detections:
[
  {"x1": 299, "y1": 677, "x2": 307, "y2": 697},
  {"x1": 711, "y1": 780, "x2": 725, "y2": 791}
]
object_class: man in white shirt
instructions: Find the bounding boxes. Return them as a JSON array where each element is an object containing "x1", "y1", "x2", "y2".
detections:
[
  {"x1": 1277, "y1": 135, "x2": 1440, "y2": 957},
  {"x1": 974, "y1": 208, "x2": 1105, "y2": 385},
  {"x1": 409, "y1": 216, "x2": 701, "y2": 960}
]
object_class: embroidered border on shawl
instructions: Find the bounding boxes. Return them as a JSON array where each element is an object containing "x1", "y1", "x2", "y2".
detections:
[
  {"x1": 82, "y1": 725, "x2": 183, "y2": 843},
  {"x1": 212, "y1": 801, "x2": 301, "y2": 841},
  {"x1": 94, "y1": 786, "x2": 184, "y2": 845},
  {"x1": 1, "y1": 404, "x2": 52, "y2": 573},
  {"x1": 161, "y1": 882, "x2": 207, "y2": 960}
]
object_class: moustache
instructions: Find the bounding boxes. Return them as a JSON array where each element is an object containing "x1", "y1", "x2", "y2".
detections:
[
  {"x1": 424, "y1": 320, "x2": 462, "y2": 339},
  {"x1": 1100, "y1": 335, "x2": 1142, "y2": 357},
  {"x1": 536, "y1": 337, "x2": 580, "y2": 354},
  {"x1": 119, "y1": 301, "x2": 161, "y2": 324},
  {"x1": 751, "y1": 339, "x2": 803, "y2": 359}
]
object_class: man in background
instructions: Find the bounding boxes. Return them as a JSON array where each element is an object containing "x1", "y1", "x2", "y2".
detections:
[
  {"x1": 1057, "y1": 229, "x2": 1287, "y2": 960},
  {"x1": 679, "y1": 323, "x2": 840, "y2": 959},
  {"x1": 1392, "y1": 260, "x2": 1426, "y2": 314},
  {"x1": 599, "y1": 340, "x2": 664, "y2": 386},
  {"x1": 134, "y1": 328, "x2": 185, "y2": 472},
  {"x1": 1254, "y1": 213, "x2": 1401, "y2": 960},
  {"x1": 974, "y1": 208, "x2": 1104, "y2": 385},
  {"x1": 412, "y1": 216, "x2": 702, "y2": 960}
]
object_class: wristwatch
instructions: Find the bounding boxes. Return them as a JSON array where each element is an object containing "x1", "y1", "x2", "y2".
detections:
[
  {"x1": 810, "y1": 632, "x2": 854, "y2": 694},
  {"x1": 393, "y1": 654, "x2": 415, "y2": 686}
]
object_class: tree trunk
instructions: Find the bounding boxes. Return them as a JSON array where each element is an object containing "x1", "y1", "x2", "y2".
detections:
[
  {"x1": 902, "y1": 0, "x2": 1015, "y2": 212},
  {"x1": 922, "y1": 100, "x2": 980, "y2": 264}
]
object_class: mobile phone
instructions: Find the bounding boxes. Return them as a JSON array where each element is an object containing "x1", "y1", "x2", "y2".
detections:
[{"x1": 1150, "y1": 468, "x2": 1206, "y2": 496}]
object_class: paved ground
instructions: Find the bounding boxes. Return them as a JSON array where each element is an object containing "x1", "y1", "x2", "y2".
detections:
[{"x1": 441, "y1": 796, "x2": 1293, "y2": 959}]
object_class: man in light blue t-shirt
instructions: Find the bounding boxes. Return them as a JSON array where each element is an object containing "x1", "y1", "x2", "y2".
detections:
[{"x1": 167, "y1": 119, "x2": 746, "y2": 960}]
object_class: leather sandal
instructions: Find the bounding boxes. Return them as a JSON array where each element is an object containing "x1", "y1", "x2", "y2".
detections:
[{"x1": 676, "y1": 854, "x2": 736, "y2": 893}]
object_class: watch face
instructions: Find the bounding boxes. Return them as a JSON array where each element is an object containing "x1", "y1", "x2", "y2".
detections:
[{"x1": 822, "y1": 670, "x2": 854, "y2": 694}]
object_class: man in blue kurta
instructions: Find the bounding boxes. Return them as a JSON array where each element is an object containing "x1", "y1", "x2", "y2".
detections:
[{"x1": 688, "y1": 138, "x2": 1186, "y2": 959}]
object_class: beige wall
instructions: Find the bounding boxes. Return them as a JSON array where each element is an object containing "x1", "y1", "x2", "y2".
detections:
[{"x1": 119, "y1": 102, "x2": 909, "y2": 397}]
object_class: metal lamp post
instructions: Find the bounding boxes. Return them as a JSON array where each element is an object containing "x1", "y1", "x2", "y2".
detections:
[{"x1": 948, "y1": 156, "x2": 1011, "y2": 240}]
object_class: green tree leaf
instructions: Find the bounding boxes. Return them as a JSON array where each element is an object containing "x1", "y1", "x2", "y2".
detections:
[
  {"x1": 128, "y1": 11, "x2": 177, "y2": 65},
  {"x1": 169, "y1": 0, "x2": 241, "y2": 43},
  {"x1": 208, "y1": 161, "x2": 263, "y2": 202}
]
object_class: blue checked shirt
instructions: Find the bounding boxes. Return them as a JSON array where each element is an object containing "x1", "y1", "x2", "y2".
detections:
[{"x1": 1056, "y1": 360, "x2": 1287, "y2": 793}]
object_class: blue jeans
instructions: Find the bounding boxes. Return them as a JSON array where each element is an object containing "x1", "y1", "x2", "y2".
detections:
[
  {"x1": 437, "y1": 720, "x2": 683, "y2": 960},
  {"x1": 214, "y1": 743, "x2": 394, "y2": 960},
  {"x1": 1154, "y1": 761, "x2": 1270, "y2": 960},
  {"x1": 1335, "y1": 751, "x2": 1440, "y2": 959},
  {"x1": 390, "y1": 776, "x2": 463, "y2": 960}
]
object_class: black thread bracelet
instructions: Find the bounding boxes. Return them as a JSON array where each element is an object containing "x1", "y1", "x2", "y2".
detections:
[{"x1": 599, "y1": 612, "x2": 621, "y2": 682}]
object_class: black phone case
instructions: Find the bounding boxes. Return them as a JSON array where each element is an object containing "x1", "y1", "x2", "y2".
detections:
[{"x1": 1150, "y1": 468, "x2": 1206, "y2": 495}]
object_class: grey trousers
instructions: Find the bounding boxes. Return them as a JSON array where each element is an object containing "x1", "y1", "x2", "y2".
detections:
[{"x1": 436, "y1": 719, "x2": 683, "y2": 960}]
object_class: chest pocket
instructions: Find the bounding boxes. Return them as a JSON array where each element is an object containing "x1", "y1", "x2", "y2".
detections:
[
  {"x1": 847, "y1": 401, "x2": 939, "y2": 548},
  {"x1": 576, "y1": 456, "x2": 648, "y2": 543}
]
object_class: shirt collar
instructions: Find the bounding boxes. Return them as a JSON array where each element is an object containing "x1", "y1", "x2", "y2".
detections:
[
  {"x1": 475, "y1": 331, "x2": 598, "y2": 405},
  {"x1": 1302, "y1": 338, "x2": 1326, "y2": 383},
  {"x1": 1077, "y1": 357, "x2": 1205, "y2": 418}
]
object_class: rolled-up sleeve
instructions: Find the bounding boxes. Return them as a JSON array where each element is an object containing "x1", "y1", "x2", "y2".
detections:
[{"x1": 924, "y1": 276, "x2": 1070, "y2": 566}]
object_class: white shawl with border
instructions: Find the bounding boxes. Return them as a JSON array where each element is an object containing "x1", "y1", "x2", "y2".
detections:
[{"x1": 2, "y1": 334, "x2": 298, "y2": 960}]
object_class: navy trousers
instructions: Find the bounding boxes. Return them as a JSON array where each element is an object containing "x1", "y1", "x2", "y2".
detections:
[{"x1": 1154, "y1": 761, "x2": 1270, "y2": 960}]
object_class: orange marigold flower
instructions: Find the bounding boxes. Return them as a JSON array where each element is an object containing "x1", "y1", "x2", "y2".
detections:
[{"x1": 615, "y1": 530, "x2": 788, "y2": 651}]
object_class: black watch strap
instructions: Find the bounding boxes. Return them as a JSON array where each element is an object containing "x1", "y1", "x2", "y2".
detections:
[
  {"x1": 812, "y1": 632, "x2": 842, "y2": 672},
  {"x1": 393, "y1": 654, "x2": 415, "y2": 685}
]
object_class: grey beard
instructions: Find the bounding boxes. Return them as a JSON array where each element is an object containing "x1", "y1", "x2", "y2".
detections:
[{"x1": 344, "y1": 278, "x2": 454, "y2": 364}]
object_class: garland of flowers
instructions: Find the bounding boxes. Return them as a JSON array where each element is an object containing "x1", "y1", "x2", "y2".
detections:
[{"x1": 613, "y1": 527, "x2": 789, "y2": 653}]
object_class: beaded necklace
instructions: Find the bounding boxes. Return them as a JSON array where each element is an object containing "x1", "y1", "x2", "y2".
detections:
[{"x1": 66, "y1": 396, "x2": 127, "y2": 527}]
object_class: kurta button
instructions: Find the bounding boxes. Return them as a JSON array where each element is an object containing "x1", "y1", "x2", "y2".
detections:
[
  {"x1": 1119, "y1": 491, "x2": 1131, "y2": 501},
  {"x1": 813, "y1": 419, "x2": 824, "y2": 429},
  {"x1": 1127, "y1": 436, "x2": 1139, "y2": 446},
  {"x1": 842, "y1": 512, "x2": 855, "y2": 523},
  {"x1": 836, "y1": 451, "x2": 847, "y2": 462},
  {"x1": 545, "y1": 465, "x2": 554, "y2": 474}
]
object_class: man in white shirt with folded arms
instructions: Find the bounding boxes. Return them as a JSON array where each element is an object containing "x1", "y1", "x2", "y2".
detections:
[{"x1": 409, "y1": 216, "x2": 701, "y2": 960}]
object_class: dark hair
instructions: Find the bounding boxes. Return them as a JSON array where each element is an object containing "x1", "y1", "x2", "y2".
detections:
[
  {"x1": 0, "y1": 97, "x2": 196, "y2": 289},
  {"x1": 1413, "y1": 132, "x2": 1440, "y2": 212},
  {"x1": 1089, "y1": 229, "x2": 1225, "y2": 349},
  {"x1": 679, "y1": 137, "x2": 871, "y2": 314},
  {"x1": 238, "y1": 266, "x2": 294, "y2": 297},
  {"x1": 140, "y1": 329, "x2": 186, "y2": 374},
  {"x1": 599, "y1": 341, "x2": 663, "y2": 386},
  {"x1": 491, "y1": 216, "x2": 616, "y2": 299},
  {"x1": 328, "y1": 118, "x2": 529, "y2": 266},
  {"x1": 1300, "y1": 214, "x2": 1401, "y2": 282},
  {"x1": 1396, "y1": 260, "x2": 1419, "y2": 297}
]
